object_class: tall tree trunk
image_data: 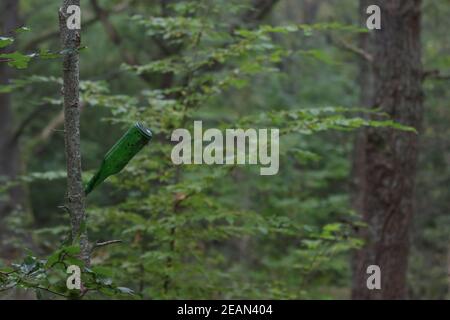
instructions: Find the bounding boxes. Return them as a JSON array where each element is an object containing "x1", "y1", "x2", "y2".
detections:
[
  {"x1": 350, "y1": 0, "x2": 374, "y2": 287},
  {"x1": 0, "y1": 0, "x2": 25, "y2": 261},
  {"x1": 59, "y1": 0, "x2": 90, "y2": 265},
  {"x1": 352, "y1": 0, "x2": 424, "y2": 299}
]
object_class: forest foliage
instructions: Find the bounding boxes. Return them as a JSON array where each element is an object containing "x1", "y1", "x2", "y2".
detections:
[{"x1": 0, "y1": 0, "x2": 449, "y2": 299}]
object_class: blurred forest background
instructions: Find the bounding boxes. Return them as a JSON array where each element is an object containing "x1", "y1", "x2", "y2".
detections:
[{"x1": 0, "y1": 0, "x2": 449, "y2": 299}]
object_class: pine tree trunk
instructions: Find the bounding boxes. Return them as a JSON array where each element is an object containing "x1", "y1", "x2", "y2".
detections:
[
  {"x1": 352, "y1": 0, "x2": 424, "y2": 299},
  {"x1": 59, "y1": 0, "x2": 90, "y2": 265}
]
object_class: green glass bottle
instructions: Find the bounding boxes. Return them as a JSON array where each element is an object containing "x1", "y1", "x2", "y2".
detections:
[{"x1": 85, "y1": 122, "x2": 153, "y2": 195}]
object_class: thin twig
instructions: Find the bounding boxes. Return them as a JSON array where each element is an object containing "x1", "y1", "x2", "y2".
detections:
[
  {"x1": 335, "y1": 37, "x2": 373, "y2": 63},
  {"x1": 91, "y1": 240, "x2": 123, "y2": 253},
  {"x1": 35, "y1": 286, "x2": 70, "y2": 298}
]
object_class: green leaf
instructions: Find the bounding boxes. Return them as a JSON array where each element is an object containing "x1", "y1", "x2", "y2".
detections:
[
  {"x1": 45, "y1": 250, "x2": 62, "y2": 268},
  {"x1": 15, "y1": 26, "x2": 31, "y2": 33},
  {"x1": 0, "y1": 267, "x2": 14, "y2": 273},
  {"x1": 299, "y1": 49, "x2": 337, "y2": 65},
  {"x1": 91, "y1": 266, "x2": 114, "y2": 278},
  {"x1": 38, "y1": 48, "x2": 61, "y2": 60},
  {"x1": 0, "y1": 37, "x2": 14, "y2": 48},
  {"x1": 65, "y1": 256, "x2": 85, "y2": 267},
  {"x1": 61, "y1": 245, "x2": 81, "y2": 255},
  {"x1": 0, "y1": 52, "x2": 34, "y2": 69},
  {"x1": 99, "y1": 287, "x2": 116, "y2": 297}
]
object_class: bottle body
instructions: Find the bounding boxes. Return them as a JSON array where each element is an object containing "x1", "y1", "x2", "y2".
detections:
[{"x1": 85, "y1": 122, "x2": 152, "y2": 195}]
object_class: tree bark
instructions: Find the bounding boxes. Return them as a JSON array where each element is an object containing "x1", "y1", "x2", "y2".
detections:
[
  {"x1": 0, "y1": 0, "x2": 26, "y2": 261},
  {"x1": 59, "y1": 0, "x2": 90, "y2": 265},
  {"x1": 352, "y1": 0, "x2": 424, "y2": 299}
]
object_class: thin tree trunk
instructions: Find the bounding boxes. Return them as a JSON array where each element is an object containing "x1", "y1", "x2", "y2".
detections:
[
  {"x1": 59, "y1": 0, "x2": 90, "y2": 265},
  {"x1": 352, "y1": 0, "x2": 424, "y2": 299}
]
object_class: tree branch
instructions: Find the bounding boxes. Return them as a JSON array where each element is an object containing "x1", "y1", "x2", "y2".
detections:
[
  {"x1": 90, "y1": 240, "x2": 123, "y2": 253},
  {"x1": 24, "y1": 16, "x2": 98, "y2": 51},
  {"x1": 24, "y1": 1, "x2": 132, "y2": 51},
  {"x1": 90, "y1": 0, "x2": 139, "y2": 65},
  {"x1": 9, "y1": 104, "x2": 49, "y2": 145},
  {"x1": 422, "y1": 69, "x2": 450, "y2": 81},
  {"x1": 334, "y1": 37, "x2": 373, "y2": 63}
]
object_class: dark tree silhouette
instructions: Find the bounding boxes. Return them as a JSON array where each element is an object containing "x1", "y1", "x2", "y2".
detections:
[{"x1": 352, "y1": 0, "x2": 424, "y2": 299}]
